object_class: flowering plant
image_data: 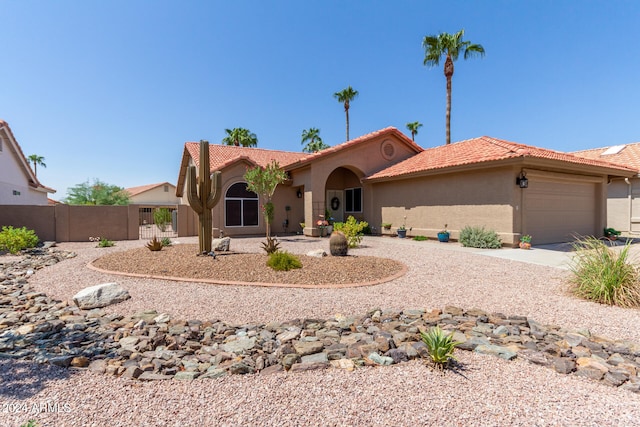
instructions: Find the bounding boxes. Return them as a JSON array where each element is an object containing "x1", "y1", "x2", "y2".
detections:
[{"x1": 398, "y1": 216, "x2": 408, "y2": 231}]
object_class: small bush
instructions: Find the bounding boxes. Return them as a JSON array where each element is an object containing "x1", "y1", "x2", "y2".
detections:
[
  {"x1": 266, "y1": 251, "x2": 302, "y2": 271},
  {"x1": 420, "y1": 326, "x2": 460, "y2": 370},
  {"x1": 154, "y1": 208, "x2": 172, "y2": 232},
  {"x1": 570, "y1": 237, "x2": 640, "y2": 307},
  {"x1": 413, "y1": 235, "x2": 428, "y2": 241},
  {"x1": 333, "y1": 216, "x2": 368, "y2": 248},
  {"x1": 0, "y1": 226, "x2": 39, "y2": 254},
  {"x1": 459, "y1": 226, "x2": 501, "y2": 249},
  {"x1": 161, "y1": 237, "x2": 172, "y2": 247},
  {"x1": 90, "y1": 236, "x2": 115, "y2": 247}
]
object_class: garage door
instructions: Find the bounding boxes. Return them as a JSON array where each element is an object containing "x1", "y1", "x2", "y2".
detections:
[{"x1": 523, "y1": 178, "x2": 597, "y2": 244}]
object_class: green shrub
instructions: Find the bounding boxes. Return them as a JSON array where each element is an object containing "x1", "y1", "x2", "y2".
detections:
[
  {"x1": 0, "y1": 226, "x2": 39, "y2": 254},
  {"x1": 333, "y1": 216, "x2": 368, "y2": 248},
  {"x1": 20, "y1": 421, "x2": 38, "y2": 427},
  {"x1": 154, "y1": 208, "x2": 172, "y2": 232},
  {"x1": 459, "y1": 226, "x2": 501, "y2": 249},
  {"x1": 413, "y1": 235, "x2": 428, "y2": 241},
  {"x1": 570, "y1": 237, "x2": 640, "y2": 307},
  {"x1": 266, "y1": 251, "x2": 302, "y2": 271},
  {"x1": 161, "y1": 237, "x2": 172, "y2": 247},
  {"x1": 90, "y1": 236, "x2": 115, "y2": 247},
  {"x1": 420, "y1": 326, "x2": 460, "y2": 370}
]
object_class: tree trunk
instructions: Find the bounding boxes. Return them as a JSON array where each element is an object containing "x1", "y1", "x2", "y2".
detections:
[
  {"x1": 345, "y1": 106, "x2": 350, "y2": 141},
  {"x1": 444, "y1": 55, "x2": 454, "y2": 145}
]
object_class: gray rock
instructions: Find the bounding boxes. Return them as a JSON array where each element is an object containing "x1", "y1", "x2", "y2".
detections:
[
  {"x1": 221, "y1": 336, "x2": 256, "y2": 354},
  {"x1": 294, "y1": 340, "x2": 324, "y2": 356},
  {"x1": 174, "y1": 371, "x2": 200, "y2": 380},
  {"x1": 301, "y1": 352, "x2": 329, "y2": 364},
  {"x1": 73, "y1": 282, "x2": 130, "y2": 309},
  {"x1": 368, "y1": 352, "x2": 394, "y2": 366},
  {"x1": 306, "y1": 249, "x2": 327, "y2": 258},
  {"x1": 475, "y1": 344, "x2": 517, "y2": 361},
  {"x1": 211, "y1": 237, "x2": 231, "y2": 251}
]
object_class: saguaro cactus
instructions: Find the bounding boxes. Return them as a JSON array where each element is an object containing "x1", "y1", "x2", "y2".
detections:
[{"x1": 186, "y1": 140, "x2": 221, "y2": 253}]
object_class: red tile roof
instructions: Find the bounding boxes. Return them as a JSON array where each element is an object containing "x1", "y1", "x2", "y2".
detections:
[
  {"x1": 284, "y1": 127, "x2": 422, "y2": 170},
  {"x1": 366, "y1": 136, "x2": 637, "y2": 181},
  {"x1": 125, "y1": 182, "x2": 175, "y2": 197},
  {"x1": 573, "y1": 143, "x2": 640, "y2": 172},
  {"x1": 185, "y1": 143, "x2": 306, "y2": 171}
]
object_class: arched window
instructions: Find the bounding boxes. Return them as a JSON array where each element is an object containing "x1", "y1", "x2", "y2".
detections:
[{"x1": 225, "y1": 182, "x2": 259, "y2": 227}]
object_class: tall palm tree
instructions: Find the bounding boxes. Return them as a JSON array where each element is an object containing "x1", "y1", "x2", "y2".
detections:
[
  {"x1": 406, "y1": 121, "x2": 423, "y2": 141},
  {"x1": 333, "y1": 86, "x2": 358, "y2": 141},
  {"x1": 222, "y1": 128, "x2": 258, "y2": 147},
  {"x1": 301, "y1": 127, "x2": 330, "y2": 153},
  {"x1": 423, "y1": 29, "x2": 485, "y2": 145},
  {"x1": 28, "y1": 154, "x2": 46, "y2": 177}
]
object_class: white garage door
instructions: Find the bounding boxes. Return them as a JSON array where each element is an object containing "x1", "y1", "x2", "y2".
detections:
[{"x1": 523, "y1": 178, "x2": 597, "y2": 244}]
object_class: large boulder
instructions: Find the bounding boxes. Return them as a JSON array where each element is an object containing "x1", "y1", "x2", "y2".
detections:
[
  {"x1": 73, "y1": 282, "x2": 130, "y2": 309},
  {"x1": 212, "y1": 237, "x2": 231, "y2": 251}
]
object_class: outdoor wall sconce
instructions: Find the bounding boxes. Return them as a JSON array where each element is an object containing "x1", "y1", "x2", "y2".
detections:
[
  {"x1": 296, "y1": 189, "x2": 302, "y2": 198},
  {"x1": 516, "y1": 172, "x2": 528, "y2": 188}
]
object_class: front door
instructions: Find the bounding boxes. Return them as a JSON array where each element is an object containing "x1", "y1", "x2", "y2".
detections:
[{"x1": 326, "y1": 190, "x2": 344, "y2": 223}]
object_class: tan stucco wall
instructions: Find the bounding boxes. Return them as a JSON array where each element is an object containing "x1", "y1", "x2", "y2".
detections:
[
  {"x1": 606, "y1": 177, "x2": 640, "y2": 233},
  {"x1": 371, "y1": 167, "x2": 517, "y2": 242},
  {"x1": 197, "y1": 162, "x2": 304, "y2": 237},
  {"x1": 0, "y1": 204, "x2": 139, "y2": 242},
  {"x1": 290, "y1": 134, "x2": 418, "y2": 236}
]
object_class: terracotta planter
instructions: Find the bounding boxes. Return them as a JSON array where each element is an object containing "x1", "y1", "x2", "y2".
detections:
[{"x1": 519, "y1": 241, "x2": 531, "y2": 249}]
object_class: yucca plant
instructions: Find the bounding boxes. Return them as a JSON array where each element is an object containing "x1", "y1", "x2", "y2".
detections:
[
  {"x1": 570, "y1": 237, "x2": 640, "y2": 307},
  {"x1": 161, "y1": 237, "x2": 172, "y2": 247},
  {"x1": 146, "y1": 236, "x2": 163, "y2": 251},
  {"x1": 420, "y1": 326, "x2": 460, "y2": 370},
  {"x1": 261, "y1": 236, "x2": 281, "y2": 254}
]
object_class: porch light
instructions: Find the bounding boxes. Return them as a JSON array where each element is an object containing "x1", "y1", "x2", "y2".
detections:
[
  {"x1": 516, "y1": 172, "x2": 528, "y2": 188},
  {"x1": 296, "y1": 189, "x2": 302, "y2": 198}
]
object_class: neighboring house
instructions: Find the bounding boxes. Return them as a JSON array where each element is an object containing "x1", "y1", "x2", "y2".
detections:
[
  {"x1": 125, "y1": 182, "x2": 180, "y2": 227},
  {"x1": 0, "y1": 120, "x2": 55, "y2": 205},
  {"x1": 573, "y1": 143, "x2": 640, "y2": 233},
  {"x1": 125, "y1": 182, "x2": 180, "y2": 206},
  {"x1": 176, "y1": 127, "x2": 635, "y2": 245}
]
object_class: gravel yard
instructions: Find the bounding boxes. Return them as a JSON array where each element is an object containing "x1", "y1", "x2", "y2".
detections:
[{"x1": 2, "y1": 235, "x2": 640, "y2": 426}]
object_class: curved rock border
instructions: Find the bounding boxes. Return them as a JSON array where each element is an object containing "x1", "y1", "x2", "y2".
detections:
[{"x1": 86, "y1": 258, "x2": 408, "y2": 289}]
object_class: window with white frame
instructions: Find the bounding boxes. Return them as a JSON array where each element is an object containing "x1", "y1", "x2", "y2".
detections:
[
  {"x1": 345, "y1": 187, "x2": 362, "y2": 213},
  {"x1": 225, "y1": 182, "x2": 259, "y2": 227}
]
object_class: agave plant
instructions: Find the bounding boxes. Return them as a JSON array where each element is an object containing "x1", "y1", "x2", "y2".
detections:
[
  {"x1": 420, "y1": 326, "x2": 461, "y2": 370},
  {"x1": 146, "y1": 236, "x2": 163, "y2": 251}
]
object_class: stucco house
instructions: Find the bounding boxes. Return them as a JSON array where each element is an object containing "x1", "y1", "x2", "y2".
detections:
[
  {"x1": 0, "y1": 120, "x2": 55, "y2": 205},
  {"x1": 573, "y1": 143, "x2": 640, "y2": 233},
  {"x1": 176, "y1": 127, "x2": 635, "y2": 245},
  {"x1": 126, "y1": 182, "x2": 180, "y2": 206}
]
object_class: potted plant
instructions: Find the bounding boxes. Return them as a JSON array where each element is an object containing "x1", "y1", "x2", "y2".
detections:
[
  {"x1": 381, "y1": 222, "x2": 392, "y2": 230},
  {"x1": 317, "y1": 215, "x2": 329, "y2": 237},
  {"x1": 397, "y1": 216, "x2": 409, "y2": 238},
  {"x1": 437, "y1": 224, "x2": 450, "y2": 242},
  {"x1": 519, "y1": 235, "x2": 532, "y2": 249},
  {"x1": 604, "y1": 227, "x2": 621, "y2": 240}
]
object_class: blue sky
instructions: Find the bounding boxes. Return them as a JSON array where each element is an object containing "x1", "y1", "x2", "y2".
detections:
[{"x1": 2, "y1": 1, "x2": 639, "y2": 199}]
